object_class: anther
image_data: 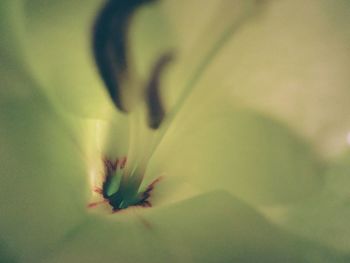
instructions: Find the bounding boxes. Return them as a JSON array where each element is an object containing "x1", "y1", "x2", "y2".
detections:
[
  {"x1": 145, "y1": 52, "x2": 174, "y2": 129},
  {"x1": 93, "y1": 0, "x2": 158, "y2": 112}
]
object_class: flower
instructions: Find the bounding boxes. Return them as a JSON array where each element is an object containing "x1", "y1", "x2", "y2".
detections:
[{"x1": 1, "y1": 0, "x2": 350, "y2": 262}]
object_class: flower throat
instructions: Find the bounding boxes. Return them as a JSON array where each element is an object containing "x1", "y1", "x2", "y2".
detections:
[{"x1": 90, "y1": 0, "x2": 170, "y2": 211}]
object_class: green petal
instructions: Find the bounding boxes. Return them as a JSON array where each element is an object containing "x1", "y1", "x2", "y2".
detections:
[
  {"x1": 21, "y1": 0, "x2": 116, "y2": 117},
  {"x1": 0, "y1": 0, "x2": 26, "y2": 69},
  {"x1": 161, "y1": 0, "x2": 256, "y2": 101},
  {"x1": 263, "y1": 151, "x2": 350, "y2": 254},
  {"x1": 187, "y1": 0, "x2": 350, "y2": 158},
  {"x1": 43, "y1": 191, "x2": 339, "y2": 263},
  {"x1": 19, "y1": 0, "x2": 132, "y2": 154},
  {"x1": 145, "y1": 0, "x2": 350, "y2": 208},
  {"x1": 0, "y1": 91, "x2": 88, "y2": 261},
  {"x1": 149, "y1": 103, "x2": 323, "y2": 206},
  {"x1": 0, "y1": 45, "x2": 131, "y2": 261},
  {"x1": 0, "y1": 0, "x2": 43, "y2": 101}
]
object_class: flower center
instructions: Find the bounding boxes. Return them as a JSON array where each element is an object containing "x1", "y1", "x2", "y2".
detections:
[{"x1": 89, "y1": 156, "x2": 161, "y2": 212}]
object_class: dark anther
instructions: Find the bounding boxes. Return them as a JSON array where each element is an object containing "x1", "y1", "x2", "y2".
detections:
[
  {"x1": 93, "y1": 0, "x2": 156, "y2": 112},
  {"x1": 146, "y1": 52, "x2": 174, "y2": 129}
]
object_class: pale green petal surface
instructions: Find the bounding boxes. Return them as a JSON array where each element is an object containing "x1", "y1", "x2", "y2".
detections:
[
  {"x1": 150, "y1": 103, "x2": 323, "y2": 206},
  {"x1": 0, "y1": 87, "x2": 88, "y2": 261},
  {"x1": 263, "y1": 151, "x2": 350, "y2": 254},
  {"x1": 43, "y1": 191, "x2": 340, "y2": 263},
  {"x1": 190, "y1": 0, "x2": 350, "y2": 157},
  {"x1": 22, "y1": 0, "x2": 115, "y2": 117}
]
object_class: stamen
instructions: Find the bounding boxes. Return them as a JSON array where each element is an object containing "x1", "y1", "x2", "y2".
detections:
[
  {"x1": 145, "y1": 52, "x2": 174, "y2": 129},
  {"x1": 93, "y1": 0, "x2": 157, "y2": 112}
]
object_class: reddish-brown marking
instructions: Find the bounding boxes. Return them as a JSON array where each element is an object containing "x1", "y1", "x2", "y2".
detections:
[
  {"x1": 87, "y1": 199, "x2": 107, "y2": 208},
  {"x1": 137, "y1": 214, "x2": 152, "y2": 229},
  {"x1": 93, "y1": 187, "x2": 103, "y2": 194},
  {"x1": 114, "y1": 158, "x2": 119, "y2": 169},
  {"x1": 103, "y1": 156, "x2": 127, "y2": 173},
  {"x1": 137, "y1": 176, "x2": 163, "y2": 207},
  {"x1": 120, "y1": 157, "x2": 127, "y2": 169},
  {"x1": 143, "y1": 176, "x2": 163, "y2": 197},
  {"x1": 103, "y1": 158, "x2": 114, "y2": 171},
  {"x1": 89, "y1": 157, "x2": 162, "y2": 213}
]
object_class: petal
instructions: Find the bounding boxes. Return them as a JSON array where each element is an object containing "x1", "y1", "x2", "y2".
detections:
[
  {"x1": 42, "y1": 191, "x2": 340, "y2": 263},
  {"x1": 21, "y1": 0, "x2": 116, "y2": 117},
  {"x1": 0, "y1": 0, "x2": 42, "y2": 101},
  {"x1": 159, "y1": 0, "x2": 256, "y2": 104},
  {"x1": 0, "y1": 0, "x2": 26, "y2": 69},
  {"x1": 145, "y1": 0, "x2": 350, "y2": 209},
  {"x1": 263, "y1": 151, "x2": 350, "y2": 254},
  {"x1": 0, "y1": 87, "x2": 88, "y2": 261},
  {"x1": 149, "y1": 103, "x2": 323, "y2": 206},
  {"x1": 186, "y1": 0, "x2": 350, "y2": 157},
  {"x1": 0, "y1": 38, "x2": 131, "y2": 261}
]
